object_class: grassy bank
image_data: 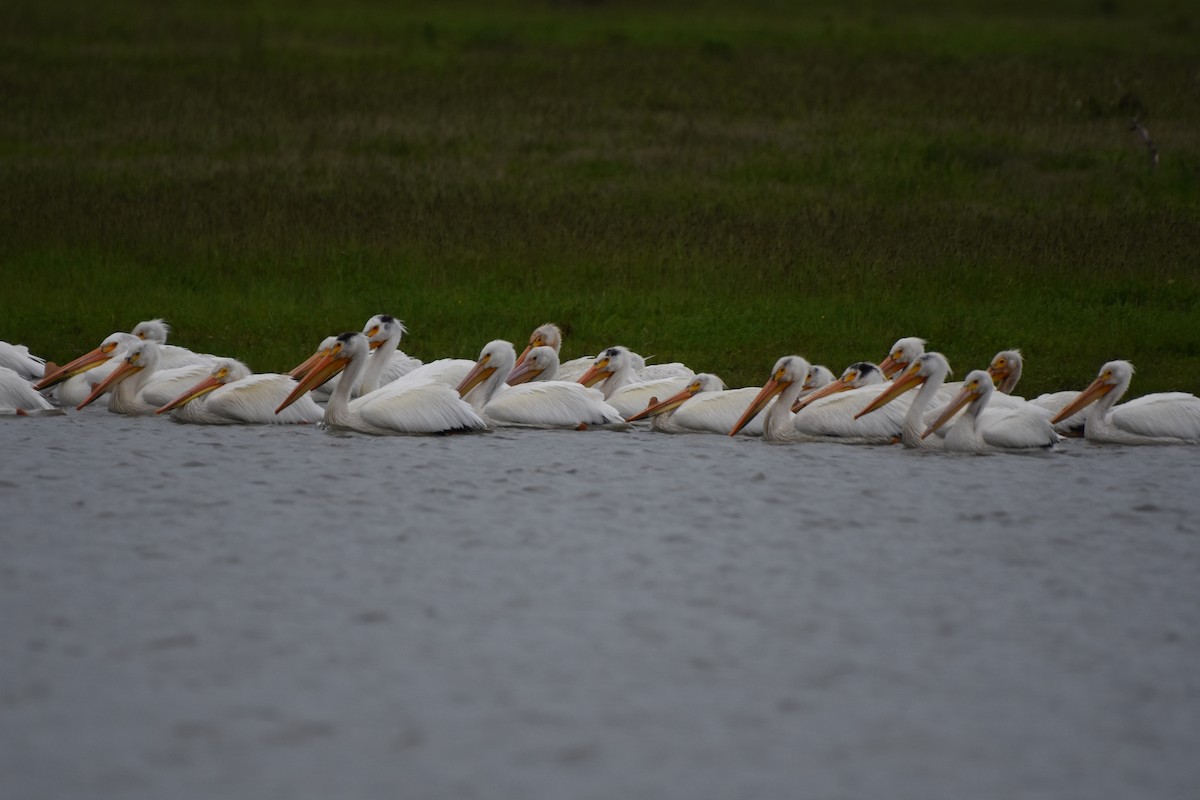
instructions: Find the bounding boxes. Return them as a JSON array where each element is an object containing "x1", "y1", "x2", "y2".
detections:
[{"x1": 2, "y1": 0, "x2": 1198, "y2": 394}]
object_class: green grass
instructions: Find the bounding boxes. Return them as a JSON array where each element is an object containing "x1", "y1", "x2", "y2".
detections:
[{"x1": 2, "y1": 0, "x2": 1198, "y2": 395}]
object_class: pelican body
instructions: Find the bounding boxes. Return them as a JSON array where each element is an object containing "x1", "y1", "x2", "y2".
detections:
[
  {"x1": 157, "y1": 359, "x2": 323, "y2": 424},
  {"x1": 278, "y1": 332, "x2": 486, "y2": 435},
  {"x1": 922, "y1": 369, "x2": 1060, "y2": 451},
  {"x1": 1051, "y1": 361, "x2": 1200, "y2": 445},
  {"x1": 459, "y1": 340, "x2": 624, "y2": 429}
]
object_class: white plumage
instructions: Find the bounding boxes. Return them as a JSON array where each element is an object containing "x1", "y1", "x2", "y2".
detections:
[
  {"x1": 576, "y1": 345, "x2": 694, "y2": 418},
  {"x1": 74, "y1": 341, "x2": 215, "y2": 415},
  {"x1": 1051, "y1": 360, "x2": 1200, "y2": 445},
  {"x1": 459, "y1": 340, "x2": 624, "y2": 428},
  {"x1": 0, "y1": 342, "x2": 46, "y2": 381},
  {"x1": 0, "y1": 366, "x2": 55, "y2": 413},
  {"x1": 277, "y1": 332, "x2": 485, "y2": 435},
  {"x1": 922, "y1": 369, "x2": 1060, "y2": 451},
  {"x1": 157, "y1": 359, "x2": 323, "y2": 424}
]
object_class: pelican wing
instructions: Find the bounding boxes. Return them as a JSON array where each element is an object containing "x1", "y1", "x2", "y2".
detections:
[
  {"x1": 357, "y1": 379, "x2": 486, "y2": 434},
  {"x1": 0, "y1": 343, "x2": 46, "y2": 381},
  {"x1": 979, "y1": 406, "x2": 1060, "y2": 449},
  {"x1": 0, "y1": 367, "x2": 53, "y2": 411},
  {"x1": 635, "y1": 363, "x2": 694, "y2": 381},
  {"x1": 486, "y1": 382, "x2": 623, "y2": 427},
  {"x1": 1029, "y1": 390, "x2": 1087, "y2": 433},
  {"x1": 673, "y1": 388, "x2": 763, "y2": 434},
  {"x1": 794, "y1": 385, "x2": 908, "y2": 442},
  {"x1": 1112, "y1": 393, "x2": 1200, "y2": 441},
  {"x1": 208, "y1": 374, "x2": 323, "y2": 424}
]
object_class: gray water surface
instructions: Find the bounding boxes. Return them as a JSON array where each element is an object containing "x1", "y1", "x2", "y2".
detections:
[{"x1": 2, "y1": 412, "x2": 1198, "y2": 800}]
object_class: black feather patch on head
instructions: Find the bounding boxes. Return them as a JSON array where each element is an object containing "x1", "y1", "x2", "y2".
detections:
[
  {"x1": 337, "y1": 331, "x2": 358, "y2": 343},
  {"x1": 379, "y1": 314, "x2": 395, "y2": 323},
  {"x1": 604, "y1": 347, "x2": 621, "y2": 357}
]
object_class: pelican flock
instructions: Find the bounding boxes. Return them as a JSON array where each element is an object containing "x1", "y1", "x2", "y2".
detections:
[{"x1": 3, "y1": 320, "x2": 1198, "y2": 447}]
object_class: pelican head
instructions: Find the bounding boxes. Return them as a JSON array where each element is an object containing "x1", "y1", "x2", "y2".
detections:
[
  {"x1": 507, "y1": 345, "x2": 559, "y2": 385},
  {"x1": 577, "y1": 346, "x2": 632, "y2": 389},
  {"x1": 516, "y1": 323, "x2": 564, "y2": 366},
  {"x1": 156, "y1": 358, "x2": 252, "y2": 414},
  {"x1": 921, "y1": 368, "x2": 993, "y2": 439},
  {"x1": 362, "y1": 314, "x2": 407, "y2": 350},
  {"x1": 730, "y1": 355, "x2": 810, "y2": 436},
  {"x1": 458, "y1": 340, "x2": 517, "y2": 399},
  {"x1": 277, "y1": 332, "x2": 365, "y2": 413},
  {"x1": 626, "y1": 373, "x2": 725, "y2": 422},
  {"x1": 288, "y1": 335, "x2": 338, "y2": 380},
  {"x1": 76, "y1": 340, "x2": 160, "y2": 410},
  {"x1": 793, "y1": 361, "x2": 883, "y2": 412},
  {"x1": 878, "y1": 336, "x2": 927, "y2": 379},
  {"x1": 856, "y1": 352, "x2": 950, "y2": 419},
  {"x1": 1050, "y1": 360, "x2": 1134, "y2": 424},
  {"x1": 131, "y1": 318, "x2": 170, "y2": 343},
  {"x1": 33, "y1": 332, "x2": 140, "y2": 390},
  {"x1": 987, "y1": 349, "x2": 1023, "y2": 394}
]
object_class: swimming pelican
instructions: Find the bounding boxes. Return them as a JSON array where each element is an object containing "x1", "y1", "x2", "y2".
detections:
[
  {"x1": 514, "y1": 323, "x2": 596, "y2": 383},
  {"x1": 276, "y1": 332, "x2": 486, "y2": 435},
  {"x1": 855, "y1": 352, "x2": 952, "y2": 448},
  {"x1": 627, "y1": 374, "x2": 764, "y2": 435},
  {"x1": 0, "y1": 367, "x2": 56, "y2": 414},
  {"x1": 35, "y1": 321, "x2": 214, "y2": 406},
  {"x1": 576, "y1": 346, "x2": 694, "y2": 418},
  {"x1": 729, "y1": 355, "x2": 812, "y2": 441},
  {"x1": 921, "y1": 369, "x2": 1060, "y2": 451},
  {"x1": 156, "y1": 359, "x2": 324, "y2": 424},
  {"x1": 75, "y1": 341, "x2": 215, "y2": 415},
  {"x1": 788, "y1": 361, "x2": 910, "y2": 443},
  {"x1": 986, "y1": 350, "x2": 1086, "y2": 434},
  {"x1": 1050, "y1": 360, "x2": 1200, "y2": 444},
  {"x1": 34, "y1": 332, "x2": 148, "y2": 407},
  {"x1": 307, "y1": 314, "x2": 423, "y2": 399},
  {"x1": 0, "y1": 342, "x2": 46, "y2": 381},
  {"x1": 458, "y1": 340, "x2": 624, "y2": 428}
]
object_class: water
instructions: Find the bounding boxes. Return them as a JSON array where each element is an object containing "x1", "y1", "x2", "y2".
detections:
[{"x1": 3, "y1": 411, "x2": 1198, "y2": 799}]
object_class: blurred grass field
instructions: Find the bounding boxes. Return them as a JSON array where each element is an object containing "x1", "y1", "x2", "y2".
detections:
[{"x1": 2, "y1": 0, "x2": 1198, "y2": 394}]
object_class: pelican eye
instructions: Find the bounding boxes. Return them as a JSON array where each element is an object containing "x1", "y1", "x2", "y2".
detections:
[{"x1": 216, "y1": 368, "x2": 228, "y2": 379}]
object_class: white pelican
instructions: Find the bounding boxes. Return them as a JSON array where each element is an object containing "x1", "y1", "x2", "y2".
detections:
[
  {"x1": 729, "y1": 355, "x2": 812, "y2": 441},
  {"x1": 276, "y1": 332, "x2": 485, "y2": 435},
  {"x1": 506, "y1": 345, "x2": 565, "y2": 384},
  {"x1": 0, "y1": 367, "x2": 56, "y2": 414},
  {"x1": 0, "y1": 342, "x2": 46, "y2": 381},
  {"x1": 921, "y1": 369, "x2": 1060, "y2": 451},
  {"x1": 576, "y1": 346, "x2": 694, "y2": 418},
  {"x1": 627, "y1": 374, "x2": 764, "y2": 435},
  {"x1": 130, "y1": 318, "x2": 218, "y2": 368},
  {"x1": 75, "y1": 341, "x2": 215, "y2": 415},
  {"x1": 514, "y1": 323, "x2": 596, "y2": 383},
  {"x1": 458, "y1": 340, "x2": 623, "y2": 428},
  {"x1": 986, "y1": 350, "x2": 1086, "y2": 434},
  {"x1": 34, "y1": 332, "x2": 146, "y2": 407},
  {"x1": 307, "y1": 314, "x2": 423, "y2": 399},
  {"x1": 1050, "y1": 360, "x2": 1200, "y2": 444},
  {"x1": 789, "y1": 361, "x2": 910, "y2": 443},
  {"x1": 855, "y1": 352, "x2": 952, "y2": 448},
  {"x1": 156, "y1": 359, "x2": 324, "y2": 424},
  {"x1": 35, "y1": 320, "x2": 214, "y2": 406}
]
